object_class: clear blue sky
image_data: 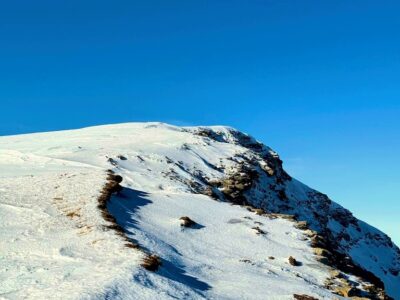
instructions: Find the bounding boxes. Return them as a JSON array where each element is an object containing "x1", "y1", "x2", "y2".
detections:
[{"x1": 1, "y1": 1, "x2": 399, "y2": 245}]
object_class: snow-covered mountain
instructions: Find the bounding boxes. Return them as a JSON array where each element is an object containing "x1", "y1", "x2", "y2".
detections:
[{"x1": 0, "y1": 123, "x2": 398, "y2": 300}]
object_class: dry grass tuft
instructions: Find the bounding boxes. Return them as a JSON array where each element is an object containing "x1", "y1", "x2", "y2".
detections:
[
  {"x1": 125, "y1": 243, "x2": 139, "y2": 249},
  {"x1": 97, "y1": 171, "x2": 135, "y2": 246},
  {"x1": 66, "y1": 209, "x2": 81, "y2": 219},
  {"x1": 141, "y1": 254, "x2": 162, "y2": 271}
]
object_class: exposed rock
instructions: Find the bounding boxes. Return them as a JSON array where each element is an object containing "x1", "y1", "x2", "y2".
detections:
[
  {"x1": 329, "y1": 269, "x2": 341, "y2": 278},
  {"x1": 107, "y1": 157, "x2": 118, "y2": 166},
  {"x1": 304, "y1": 229, "x2": 318, "y2": 238},
  {"x1": 107, "y1": 174, "x2": 123, "y2": 183},
  {"x1": 200, "y1": 186, "x2": 219, "y2": 200},
  {"x1": 293, "y1": 294, "x2": 319, "y2": 300},
  {"x1": 310, "y1": 235, "x2": 327, "y2": 248},
  {"x1": 261, "y1": 163, "x2": 274, "y2": 176},
  {"x1": 219, "y1": 163, "x2": 258, "y2": 204},
  {"x1": 194, "y1": 128, "x2": 226, "y2": 143},
  {"x1": 179, "y1": 216, "x2": 196, "y2": 228},
  {"x1": 253, "y1": 209, "x2": 265, "y2": 215},
  {"x1": 315, "y1": 256, "x2": 330, "y2": 265},
  {"x1": 334, "y1": 285, "x2": 358, "y2": 297},
  {"x1": 324, "y1": 263, "x2": 391, "y2": 300},
  {"x1": 294, "y1": 221, "x2": 309, "y2": 230},
  {"x1": 270, "y1": 213, "x2": 296, "y2": 221},
  {"x1": 313, "y1": 248, "x2": 332, "y2": 258},
  {"x1": 113, "y1": 125, "x2": 398, "y2": 298},
  {"x1": 251, "y1": 226, "x2": 266, "y2": 235},
  {"x1": 208, "y1": 178, "x2": 222, "y2": 188},
  {"x1": 288, "y1": 256, "x2": 301, "y2": 266}
]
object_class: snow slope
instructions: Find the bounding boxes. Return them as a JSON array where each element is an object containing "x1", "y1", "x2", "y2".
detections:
[
  {"x1": 0, "y1": 122, "x2": 398, "y2": 299},
  {"x1": 0, "y1": 151, "x2": 143, "y2": 299}
]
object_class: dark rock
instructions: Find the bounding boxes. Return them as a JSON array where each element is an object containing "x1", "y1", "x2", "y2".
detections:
[
  {"x1": 294, "y1": 221, "x2": 308, "y2": 230},
  {"x1": 107, "y1": 174, "x2": 123, "y2": 183},
  {"x1": 277, "y1": 189, "x2": 288, "y2": 201},
  {"x1": 252, "y1": 226, "x2": 266, "y2": 235},
  {"x1": 293, "y1": 294, "x2": 319, "y2": 300},
  {"x1": 107, "y1": 157, "x2": 118, "y2": 166},
  {"x1": 288, "y1": 256, "x2": 301, "y2": 266},
  {"x1": 180, "y1": 216, "x2": 196, "y2": 228}
]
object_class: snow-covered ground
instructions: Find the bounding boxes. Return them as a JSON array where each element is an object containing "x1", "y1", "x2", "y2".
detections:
[
  {"x1": 0, "y1": 122, "x2": 398, "y2": 299},
  {"x1": 0, "y1": 152, "x2": 143, "y2": 299},
  {"x1": 105, "y1": 192, "x2": 338, "y2": 299}
]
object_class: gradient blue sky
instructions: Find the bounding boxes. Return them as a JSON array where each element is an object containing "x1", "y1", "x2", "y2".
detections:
[{"x1": 1, "y1": 1, "x2": 399, "y2": 244}]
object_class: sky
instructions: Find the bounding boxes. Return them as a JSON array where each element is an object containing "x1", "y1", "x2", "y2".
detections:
[{"x1": 1, "y1": 1, "x2": 399, "y2": 245}]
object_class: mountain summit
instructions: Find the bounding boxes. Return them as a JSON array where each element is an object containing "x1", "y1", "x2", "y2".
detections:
[{"x1": 0, "y1": 123, "x2": 398, "y2": 299}]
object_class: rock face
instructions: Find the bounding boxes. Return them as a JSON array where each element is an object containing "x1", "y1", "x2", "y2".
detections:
[{"x1": 189, "y1": 125, "x2": 400, "y2": 299}]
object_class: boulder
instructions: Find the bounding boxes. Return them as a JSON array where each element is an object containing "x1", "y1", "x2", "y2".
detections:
[
  {"x1": 288, "y1": 256, "x2": 301, "y2": 266},
  {"x1": 179, "y1": 216, "x2": 196, "y2": 228}
]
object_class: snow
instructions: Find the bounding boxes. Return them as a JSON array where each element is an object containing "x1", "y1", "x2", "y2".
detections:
[
  {"x1": 0, "y1": 122, "x2": 398, "y2": 299},
  {"x1": 0, "y1": 160, "x2": 142, "y2": 299},
  {"x1": 105, "y1": 192, "x2": 335, "y2": 299}
]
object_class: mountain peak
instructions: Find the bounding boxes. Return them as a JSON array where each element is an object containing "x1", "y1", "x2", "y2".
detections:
[{"x1": 0, "y1": 123, "x2": 398, "y2": 299}]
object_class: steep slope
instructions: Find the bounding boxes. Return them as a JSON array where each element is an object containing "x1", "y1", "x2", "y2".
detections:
[{"x1": 0, "y1": 122, "x2": 398, "y2": 299}]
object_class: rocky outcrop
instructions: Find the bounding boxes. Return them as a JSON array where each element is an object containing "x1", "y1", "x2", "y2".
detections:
[
  {"x1": 189, "y1": 127, "x2": 399, "y2": 299},
  {"x1": 293, "y1": 295, "x2": 319, "y2": 300}
]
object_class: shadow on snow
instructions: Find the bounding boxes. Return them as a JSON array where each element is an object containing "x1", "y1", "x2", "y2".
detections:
[{"x1": 107, "y1": 186, "x2": 211, "y2": 293}]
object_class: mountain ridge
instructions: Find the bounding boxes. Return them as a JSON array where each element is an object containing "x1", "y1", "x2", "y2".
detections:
[{"x1": 0, "y1": 122, "x2": 398, "y2": 299}]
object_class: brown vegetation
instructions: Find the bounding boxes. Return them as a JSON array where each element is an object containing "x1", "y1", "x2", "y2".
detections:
[
  {"x1": 125, "y1": 243, "x2": 139, "y2": 249},
  {"x1": 66, "y1": 209, "x2": 81, "y2": 219},
  {"x1": 141, "y1": 254, "x2": 162, "y2": 271},
  {"x1": 97, "y1": 171, "x2": 131, "y2": 240},
  {"x1": 98, "y1": 170, "x2": 162, "y2": 272}
]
